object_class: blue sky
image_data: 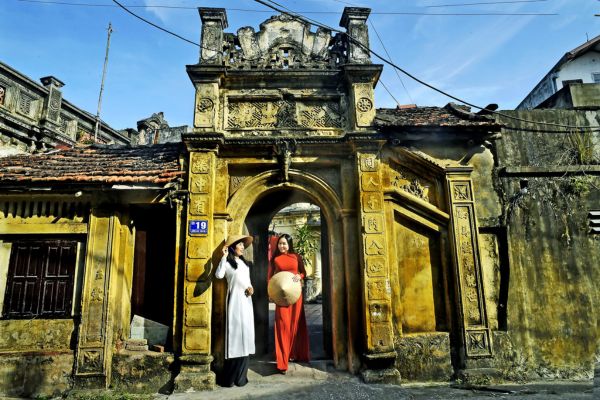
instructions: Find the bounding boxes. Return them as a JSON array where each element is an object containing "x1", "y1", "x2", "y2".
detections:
[{"x1": 1, "y1": 0, "x2": 598, "y2": 130}]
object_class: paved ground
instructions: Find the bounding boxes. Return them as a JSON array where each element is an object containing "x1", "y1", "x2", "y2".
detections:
[{"x1": 156, "y1": 360, "x2": 596, "y2": 400}]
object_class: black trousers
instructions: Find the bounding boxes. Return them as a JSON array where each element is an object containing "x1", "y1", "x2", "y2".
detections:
[{"x1": 218, "y1": 356, "x2": 249, "y2": 387}]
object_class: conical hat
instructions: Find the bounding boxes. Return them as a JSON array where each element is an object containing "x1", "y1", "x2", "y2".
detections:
[
  {"x1": 268, "y1": 271, "x2": 301, "y2": 307},
  {"x1": 224, "y1": 235, "x2": 253, "y2": 248}
]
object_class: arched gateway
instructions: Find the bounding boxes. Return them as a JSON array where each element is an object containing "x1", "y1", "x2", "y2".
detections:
[
  {"x1": 175, "y1": 7, "x2": 500, "y2": 390},
  {"x1": 0, "y1": 5, "x2": 505, "y2": 395}
]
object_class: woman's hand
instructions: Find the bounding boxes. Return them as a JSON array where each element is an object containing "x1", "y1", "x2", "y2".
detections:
[
  {"x1": 222, "y1": 245, "x2": 228, "y2": 256},
  {"x1": 245, "y1": 286, "x2": 254, "y2": 297}
]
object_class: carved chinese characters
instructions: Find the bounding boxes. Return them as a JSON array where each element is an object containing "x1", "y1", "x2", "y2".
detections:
[
  {"x1": 447, "y1": 177, "x2": 493, "y2": 358},
  {"x1": 357, "y1": 153, "x2": 394, "y2": 354},
  {"x1": 183, "y1": 152, "x2": 215, "y2": 354}
]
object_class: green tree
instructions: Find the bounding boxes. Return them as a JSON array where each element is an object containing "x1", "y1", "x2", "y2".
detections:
[{"x1": 294, "y1": 223, "x2": 318, "y2": 260}]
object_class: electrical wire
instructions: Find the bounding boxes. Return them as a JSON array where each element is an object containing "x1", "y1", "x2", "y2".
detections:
[
  {"x1": 426, "y1": 0, "x2": 547, "y2": 7},
  {"x1": 254, "y1": 0, "x2": 599, "y2": 132},
  {"x1": 111, "y1": 0, "x2": 200, "y2": 47},
  {"x1": 16, "y1": 0, "x2": 558, "y2": 15},
  {"x1": 369, "y1": 20, "x2": 414, "y2": 105},
  {"x1": 378, "y1": 80, "x2": 403, "y2": 108}
]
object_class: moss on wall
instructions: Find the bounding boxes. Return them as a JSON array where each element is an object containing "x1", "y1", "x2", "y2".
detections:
[{"x1": 492, "y1": 109, "x2": 600, "y2": 380}]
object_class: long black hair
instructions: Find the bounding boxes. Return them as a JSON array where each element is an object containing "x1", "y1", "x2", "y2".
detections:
[
  {"x1": 270, "y1": 233, "x2": 296, "y2": 264},
  {"x1": 227, "y1": 239, "x2": 249, "y2": 270}
]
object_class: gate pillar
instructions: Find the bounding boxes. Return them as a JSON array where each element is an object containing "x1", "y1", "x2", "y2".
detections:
[
  {"x1": 356, "y1": 150, "x2": 401, "y2": 384},
  {"x1": 445, "y1": 167, "x2": 495, "y2": 377},
  {"x1": 174, "y1": 151, "x2": 217, "y2": 391}
]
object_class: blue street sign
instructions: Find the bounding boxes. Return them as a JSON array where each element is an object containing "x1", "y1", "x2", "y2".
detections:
[{"x1": 189, "y1": 220, "x2": 208, "y2": 235}]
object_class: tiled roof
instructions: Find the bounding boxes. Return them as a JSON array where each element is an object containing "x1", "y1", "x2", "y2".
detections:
[
  {"x1": 0, "y1": 143, "x2": 183, "y2": 186},
  {"x1": 374, "y1": 103, "x2": 500, "y2": 129}
]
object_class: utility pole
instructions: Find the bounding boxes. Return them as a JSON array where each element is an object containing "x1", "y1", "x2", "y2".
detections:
[{"x1": 94, "y1": 22, "x2": 113, "y2": 143}]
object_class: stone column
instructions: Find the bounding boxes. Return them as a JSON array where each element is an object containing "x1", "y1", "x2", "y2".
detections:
[
  {"x1": 445, "y1": 168, "x2": 494, "y2": 376},
  {"x1": 356, "y1": 150, "x2": 400, "y2": 384},
  {"x1": 199, "y1": 8, "x2": 227, "y2": 65},
  {"x1": 174, "y1": 151, "x2": 217, "y2": 391},
  {"x1": 74, "y1": 210, "x2": 121, "y2": 389},
  {"x1": 340, "y1": 7, "x2": 372, "y2": 64}
]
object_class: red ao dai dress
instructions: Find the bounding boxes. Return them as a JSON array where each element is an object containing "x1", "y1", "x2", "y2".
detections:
[{"x1": 268, "y1": 252, "x2": 310, "y2": 372}]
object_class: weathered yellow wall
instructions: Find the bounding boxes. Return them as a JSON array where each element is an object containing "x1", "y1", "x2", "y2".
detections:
[{"x1": 392, "y1": 213, "x2": 438, "y2": 334}]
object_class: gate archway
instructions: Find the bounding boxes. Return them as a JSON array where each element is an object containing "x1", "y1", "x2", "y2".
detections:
[{"x1": 216, "y1": 170, "x2": 350, "y2": 370}]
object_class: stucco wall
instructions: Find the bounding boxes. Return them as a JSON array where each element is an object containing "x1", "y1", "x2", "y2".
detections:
[{"x1": 492, "y1": 109, "x2": 600, "y2": 380}]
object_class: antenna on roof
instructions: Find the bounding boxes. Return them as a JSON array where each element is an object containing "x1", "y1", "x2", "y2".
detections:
[{"x1": 94, "y1": 22, "x2": 113, "y2": 144}]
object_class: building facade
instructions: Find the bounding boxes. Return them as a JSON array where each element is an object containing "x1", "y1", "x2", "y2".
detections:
[
  {"x1": 517, "y1": 34, "x2": 600, "y2": 109},
  {"x1": 0, "y1": 61, "x2": 131, "y2": 156},
  {"x1": 0, "y1": 7, "x2": 598, "y2": 397}
]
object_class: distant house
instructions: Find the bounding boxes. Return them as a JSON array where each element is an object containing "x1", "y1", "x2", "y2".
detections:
[
  {"x1": 0, "y1": 61, "x2": 132, "y2": 156},
  {"x1": 517, "y1": 34, "x2": 600, "y2": 110}
]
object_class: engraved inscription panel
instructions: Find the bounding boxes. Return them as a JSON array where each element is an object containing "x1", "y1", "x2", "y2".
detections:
[{"x1": 362, "y1": 193, "x2": 383, "y2": 213}]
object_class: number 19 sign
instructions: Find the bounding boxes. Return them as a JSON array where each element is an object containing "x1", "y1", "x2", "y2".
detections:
[{"x1": 189, "y1": 220, "x2": 208, "y2": 235}]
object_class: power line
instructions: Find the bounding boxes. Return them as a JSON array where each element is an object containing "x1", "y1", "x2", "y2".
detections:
[
  {"x1": 16, "y1": 0, "x2": 558, "y2": 15},
  {"x1": 369, "y1": 20, "x2": 414, "y2": 105},
  {"x1": 378, "y1": 80, "x2": 403, "y2": 108},
  {"x1": 253, "y1": 0, "x2": 599, "y2": 132},
  {"x1": 111, "y1": 0, "x2": 200, "y2": 48},
  {"x1": 426, "y1": 0, "x2": 547, "y2": 7}
]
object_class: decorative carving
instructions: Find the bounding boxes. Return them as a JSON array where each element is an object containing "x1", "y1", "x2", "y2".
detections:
[
  {"x1": 90, "y1": 288, "x2": 103, "y2": 302},
  {"x1": 190, "y1": 195, "x2": 209, "y2": 216},
  {"x1": 0, "y1": 85, "x2": 5, "y2": 105},
  {"x1": 79, "y1": 350, "x2": 102, "y2": 372},
  {"x1": 191, "y1": 153, "x2": 211, "y2": 174},
  {"x1": 191, "y1": 175, "x2": 210, "y2": 194},
  {"x1": 47, "y1": 87, "x2": 61, "y2": 122},
  {"x1": 366, "y1": 257, "x2": 386, "y2": 277},
  {"x1": 365, "y1": 235, "x2": 385, "y2": 255},
  {"x1": 229, "y1": 176, "x2": 246, "y2": 193},
  {"x1": 455, "y1": 205, "x2": 482, "y2": 325},
  {"x1": 364, "y1": 214, "x2": 383, "y2": 234},
  {"x1": 361, "y1": 172, "x2": 381, "y2": 192},
  {"x1": 197, "y1": 98, "x2": 214, "y2": 113},
  {"x1": 466, "y1": 330, "x2": 491, "y2": 357},
  {"x1": 356, "y1": 97, "x2": 373, "y2": 112},
  {"x1": 402, "y1": 179, "x2": 428, "y2": 201},
  {"x1": 353, "y1": 83, "x2": 376, "y2": 127},
  {"x1": 273, "y1": 139, "x2": 297, "y2": 182},
  {"x1": 228, "y1": 100, "x2": 341, "y2": 131},
  {"x1": 362, "y1": 193, "x2": 382, "y2": 213},
  {"x1": 19, "y1": 93, "x2": 33, "y2": 115},
  {"x1": 60, "y1": 116, "x2": 72, "y2": 134},
  {"x1": 360, "y1": 155, "x2": 378, "y2": 172},
  {"x1": 298, "y1": 102, "x2": 341, "y2": 128},
  {"x1": 94, "y1": 269, "x2": 104, "y2": 280},
  {"x1": 367, "y1": 279, "x2": 387, "y2": 300},
  {"x1": 453, "y1": 183, "x2": 470, "y2": 201},
  {"x1": 221, "y1": 15, "x2": 335, "y2": 69}
]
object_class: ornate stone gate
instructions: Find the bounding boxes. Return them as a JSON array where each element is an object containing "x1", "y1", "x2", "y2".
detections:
[{"x1": 174, "y1": 7, "x2": 496, "y2": 390}]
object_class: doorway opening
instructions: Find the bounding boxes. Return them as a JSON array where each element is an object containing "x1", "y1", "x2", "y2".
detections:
[
  {"x1": 245, "y1": 190, "x2": 332, "y2": 363},
  {"x1": 130, "y1": 205, "x2": 176, "y2": 351}
]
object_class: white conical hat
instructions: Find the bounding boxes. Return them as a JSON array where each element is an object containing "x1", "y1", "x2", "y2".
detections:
[{"x1": 268, "y1": 271, "x2": 301, "y2": 307}]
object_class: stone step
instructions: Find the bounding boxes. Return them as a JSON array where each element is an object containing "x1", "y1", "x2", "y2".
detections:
[
  {"x1": 125, "y1": 344, "x2": 149, "y2": 351},
  {"x1": 126, "y1": 338, "x2": 148, "y2": 346}
]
